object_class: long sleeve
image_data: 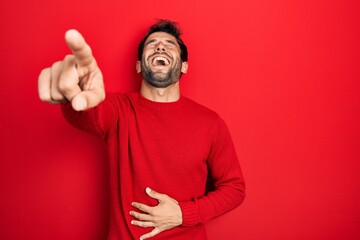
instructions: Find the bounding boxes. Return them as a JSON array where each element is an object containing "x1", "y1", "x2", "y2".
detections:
[
  {"x1": 61, "y1": 93, "x2": 120, "y2": 139},
  {"x1": 179, "y1": 116, "x2": 245, "y2": 226}
]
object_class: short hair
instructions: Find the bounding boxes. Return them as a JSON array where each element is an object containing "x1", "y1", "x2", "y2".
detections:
[{"x1": 137, "y1": 19, "x2": 188, "y2": 62}]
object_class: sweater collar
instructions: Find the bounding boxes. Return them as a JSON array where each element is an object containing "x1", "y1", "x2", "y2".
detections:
[{"x1": 136, "y1": 92, "x2": 185, "y2": 110}]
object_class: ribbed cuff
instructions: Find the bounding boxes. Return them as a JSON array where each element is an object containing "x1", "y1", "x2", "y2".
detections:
[{"x1": 178, "y1": 201, "x2": 201, "y2": 227}]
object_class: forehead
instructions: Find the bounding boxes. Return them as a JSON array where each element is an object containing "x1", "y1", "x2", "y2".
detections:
[{"x1": 145, "y1": 32, "x2": 178, "y2": 44}]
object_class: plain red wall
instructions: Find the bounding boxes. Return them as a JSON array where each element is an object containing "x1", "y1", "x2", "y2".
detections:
[{"x1": 1, "y1": 0, "x2": 359, "y2": 239}]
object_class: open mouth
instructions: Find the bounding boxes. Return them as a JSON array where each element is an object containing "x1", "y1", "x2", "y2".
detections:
[{"x1": 151, "y1": 56, "x2": 171, "y2": 66}]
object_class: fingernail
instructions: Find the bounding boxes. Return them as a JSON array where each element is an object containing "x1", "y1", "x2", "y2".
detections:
[
  {"x1": 146, "y1": 187, "x2": 151, "y2": 194},
  {"x1": 74, "y1": 97, "x2": 86, "y2": 111}
]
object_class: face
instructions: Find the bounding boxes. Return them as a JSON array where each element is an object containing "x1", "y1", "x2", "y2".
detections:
[{"x1": 137, "y1": 32, "x2": 188, "y2": 88}]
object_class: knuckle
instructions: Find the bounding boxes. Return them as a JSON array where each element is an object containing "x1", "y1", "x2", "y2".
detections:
[
  {"x1": 147, "y1": 208, "x2": 154, "y2": 215},
  {"x1": 139, "y1": 214, "x2": 148, "y2": 221},
  {"x1": 133, "y1": 212, "x2": 141, "y2": 219},
  {"x1": 141, "y1": 222, "x2": 149, "y2": 227},
  {"x1": 58, "y1": 78, "x2": 75, "y2": 92},
  {"x1": 135, "y1": 204, "x2": 142, "y2": 211},
  {"x1": 50, "y1": 87, "x2": 65, "y2": 101},
  {"x1": 50, "y1": 92, "x2": 65, "y2": 102},
  {"x1": 51, "y1": 61, "x2": 63, "y2": 69},
  {"x1": 137, "y1": 221, "x2": 149, "y2": 228},
  {"x1": 142, "y1": 222, "x2": 150, "y2": 227},
  {"x1": 77, "y1": 66, "x2": 89, "y2": 77},
  {"x1": 63, "y1": 54, "x2": 74, "y2": 61},
  {"x1": 140, "y1": 205, "x2": 149, "y2": 213},
  {"x1": 152, "y1": 216, "x2": 160, "y2": 223}
]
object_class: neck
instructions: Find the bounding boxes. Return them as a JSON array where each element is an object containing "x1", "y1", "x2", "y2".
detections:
[{"x1": 140, "y1": 80, "x2": 181, "y2": 102}]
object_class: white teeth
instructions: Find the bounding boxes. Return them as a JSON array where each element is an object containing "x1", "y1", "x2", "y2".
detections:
[{"x1": 152, "y1": 56, "x2": 170, "y2": 66}]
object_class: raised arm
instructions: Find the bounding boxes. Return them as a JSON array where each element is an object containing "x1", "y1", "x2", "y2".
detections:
[{"x1": 38, "y1": 30, "x2": 105, "y2": 111}]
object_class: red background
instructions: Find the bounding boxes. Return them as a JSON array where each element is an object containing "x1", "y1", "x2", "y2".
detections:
[{"x1": 1, "y1": 0, "x2": 360, "y2": 239}]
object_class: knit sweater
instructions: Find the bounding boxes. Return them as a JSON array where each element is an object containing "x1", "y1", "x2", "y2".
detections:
[{"x1": 61, "y1": 92, "x2": 245, "y2": 240}]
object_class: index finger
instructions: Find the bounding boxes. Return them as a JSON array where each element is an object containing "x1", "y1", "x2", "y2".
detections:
[{"x1": 65, "y1": 29, "x2": 94, "y2": 67}]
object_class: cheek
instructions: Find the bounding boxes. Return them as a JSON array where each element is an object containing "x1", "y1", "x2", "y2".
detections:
[
  {"x1": 141, "y1": 54, "x2": 149, "y2": 63},
  {"x1": 144, "y1": 47, "x2": 154, "y2": 55},
  {"x1": 170, "y1": 50, "x2": 181, "y2": 59}
]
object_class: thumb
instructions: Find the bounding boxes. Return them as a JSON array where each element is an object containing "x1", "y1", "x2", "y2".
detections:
[{"x1": 71, "y1": 88, "x2": 105, "y2": 111}]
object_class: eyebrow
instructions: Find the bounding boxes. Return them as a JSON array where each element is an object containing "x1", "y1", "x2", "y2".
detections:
[{"x1": 145, "y1": 38, "x2": 177, "y2": 46}]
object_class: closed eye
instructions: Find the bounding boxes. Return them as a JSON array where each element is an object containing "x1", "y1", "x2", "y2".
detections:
[
  {"x1": 145, "y1": 39, "x2": 156, "y2": 46},
  {"x1": 165, "y1": 40, "x2": 176, "y2": 46}
]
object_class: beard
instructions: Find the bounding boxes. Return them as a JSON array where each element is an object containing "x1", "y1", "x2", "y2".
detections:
[{"x1": 141, "y1": 54, "x2": 182, "y2": 88}]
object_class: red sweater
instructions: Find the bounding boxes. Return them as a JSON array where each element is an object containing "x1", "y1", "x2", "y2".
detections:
[{"x1": 62, "y1": 92, "x2": 245, "y2": 240}]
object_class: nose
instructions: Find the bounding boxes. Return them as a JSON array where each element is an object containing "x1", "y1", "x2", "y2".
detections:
[{"x1": 155, "y1": 42, "x2": 166, "y2": 52}]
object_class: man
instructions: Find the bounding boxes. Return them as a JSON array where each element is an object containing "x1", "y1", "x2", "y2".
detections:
[{"x1": 38, "y1": 20, "x2": 245, "y2": 240}]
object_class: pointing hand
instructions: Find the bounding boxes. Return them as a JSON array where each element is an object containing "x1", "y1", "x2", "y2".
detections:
[{"x1": 38, "y1": 30, "x2": 105, "y2": 111}]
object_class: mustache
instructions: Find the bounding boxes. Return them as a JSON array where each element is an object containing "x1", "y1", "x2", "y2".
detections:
[{"x1": 148, "y1": 52, "x2": 172, "y2": 60}]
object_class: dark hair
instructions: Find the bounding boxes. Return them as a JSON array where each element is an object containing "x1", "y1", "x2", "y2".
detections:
[{"x1": 137, "y1": 19, "x2": 188, "y2": 62}]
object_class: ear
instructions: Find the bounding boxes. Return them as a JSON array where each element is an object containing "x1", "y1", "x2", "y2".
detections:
[
  {"x1": 136, "y1": 61, "x2": 141, "y2": 73},
  {"x1": 181, "y1": 62, "x2": 188, "y2": 74}
]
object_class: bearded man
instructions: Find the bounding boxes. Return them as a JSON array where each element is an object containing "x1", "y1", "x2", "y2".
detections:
[{"x1": 38, "y1": 20, "x2": 245, "y2": 240}]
